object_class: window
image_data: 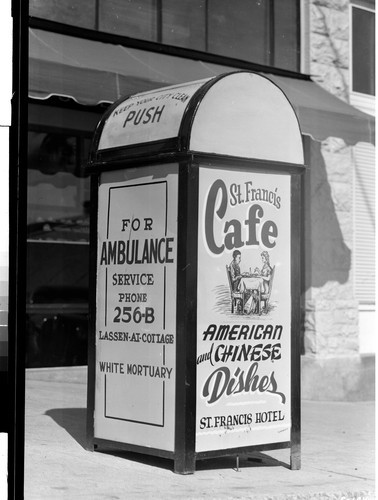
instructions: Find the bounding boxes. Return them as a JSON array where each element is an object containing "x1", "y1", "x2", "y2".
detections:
[
  {"x1": 161, "y1": 0, "x2": 206, "y2": 51},
  {"x1": 351, "y1": 5, "x2": 375, "y2": 95},
  {"x1": 29, "y1": 0, "x2": 96, "y2": 29},
  {"x1": 29, "y1": 0, "x2": 300, "y2": 72},
  {"x1": 207, "y1": 0, "x2": 270, "y2": 65},
  {"x1": 99, "y1": 0, "x2": 158, "y2": 40},
  {"x1": 27, "y1": 130, "x2": 91, "y2": 232},
  {"x1": 26, "y1": 126, "x2": 92, "y2": 367},
  {"x1": 274, "y1": 0, "x2": 300, "y2": 72}
]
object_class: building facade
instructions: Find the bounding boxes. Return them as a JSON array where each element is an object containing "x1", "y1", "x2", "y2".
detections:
[
  {"x1": 7, "y1": 0, "x2": 375, "y2": 403},
  {"x1": 301, "y1": 0, "x2": 375, "y2": 399}
]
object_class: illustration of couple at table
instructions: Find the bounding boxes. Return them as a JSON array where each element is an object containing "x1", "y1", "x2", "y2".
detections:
[{"x1": 227, "y1": 250, "x2": 274, "y2": 315}]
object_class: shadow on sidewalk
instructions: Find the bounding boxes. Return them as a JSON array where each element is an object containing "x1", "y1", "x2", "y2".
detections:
[
  {"x1": 45, "y1": 407, "x2": 289, "y2": 472},
  {"x1": 45, "y1": 408, "x2": 87, "y2": 449},
  {"x1": 98, "y1": 449, "x2": 289, "y2": 473}
]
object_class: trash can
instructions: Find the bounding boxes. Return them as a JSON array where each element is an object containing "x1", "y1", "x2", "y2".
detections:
[{"x1": 86, "y1": 71, "x2": 304, "y2": 474}]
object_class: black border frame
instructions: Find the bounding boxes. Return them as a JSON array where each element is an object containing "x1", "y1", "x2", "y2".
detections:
[
  {"x1": 8, "y1": 0, "x2": 29, "y2": 498},
  {"x1": 173, "y1": 160, "x2": 198, "y2": 473}
]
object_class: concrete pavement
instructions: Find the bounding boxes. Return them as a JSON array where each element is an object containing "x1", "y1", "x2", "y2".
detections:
[{"x1": 23, "y1": 366, "x2": 375, "y2": 500}]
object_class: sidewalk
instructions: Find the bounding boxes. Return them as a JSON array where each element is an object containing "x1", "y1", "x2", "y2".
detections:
[{"x1": 23, "y1": 367, "x2": 374, "y2": 500}]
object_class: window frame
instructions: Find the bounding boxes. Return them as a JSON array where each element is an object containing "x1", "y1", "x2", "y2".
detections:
[{"x1": 350, "y1": 2, "x2": 375, "y2": 97}]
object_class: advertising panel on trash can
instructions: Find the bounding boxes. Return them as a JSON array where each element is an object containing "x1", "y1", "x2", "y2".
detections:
[
  {"x1": 94, "y1": 165, "x2": 178, "y2": 451},
  {"x1": 196, "y1": 166, "x2": 291, "y2": 452}
]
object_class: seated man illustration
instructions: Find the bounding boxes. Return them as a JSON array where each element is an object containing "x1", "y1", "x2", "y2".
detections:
[
  {"x1": 229, "y1": 250, "x2": 252, "y2": 288},
  {"x1": 229, "y1": 250, "x2": 243, "y2": 291},
  {"x1": 229, "y1": 250, "x2": 250, "y2": 312}
]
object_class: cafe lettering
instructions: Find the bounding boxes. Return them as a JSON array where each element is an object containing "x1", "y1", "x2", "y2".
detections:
[
  {"x1": 204, "y1": 179, "x2": 279, "y2": 254},
  {"x1": 86, "y1": 71, "x2": 304, "y2": 473}
]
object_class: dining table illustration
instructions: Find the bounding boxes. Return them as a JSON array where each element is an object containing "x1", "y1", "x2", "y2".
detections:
[
  {"x1": 236, "y1": 273, "x2": 264, "y2": 314},
  {"x1": 238, "y1": 274, "x2": 264, "y2": 292}
]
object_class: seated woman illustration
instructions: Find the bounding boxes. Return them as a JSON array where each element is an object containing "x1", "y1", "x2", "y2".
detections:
[
  {"x1": 241, "y1": 251, "x2": 273, "y2": 315},
  {"x1": 229, "y1": 250, "x2": 250, "y2": 313},
  {"x1": 254, "y1": 251, "x2": 273, "y2": 293}
]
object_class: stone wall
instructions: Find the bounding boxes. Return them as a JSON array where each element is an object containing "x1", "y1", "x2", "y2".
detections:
[
  {"x1": 304, "y1": 137, "x2": 359, "y2": 360},
  {"x1": 310, "y1": 0, "x2": 350, "y2": 101}
]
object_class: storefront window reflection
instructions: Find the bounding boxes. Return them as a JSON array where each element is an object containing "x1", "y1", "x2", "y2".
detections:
[
  {"x1": 26, "y1": 130, "x2": 91, "y2": 368},
  {"x1": 208, "y1": 0, "x2": 269, "y2": 65},
  {"x1": 99, "y1": 0, "x2": 158, "y2": 40},
  {"x1": 27, "y1": 131, "x2": 90, "y2": 237},
  {"x1": 30, "y1": 0, "x2": 300, "y2": 72},
  {"x1": 162, "y1": 0, "x2": 206, "y2": 50},
  {"x1": 29, "y1": 0, "x2": 96, "y2": 29}
]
